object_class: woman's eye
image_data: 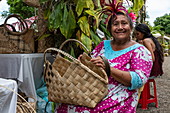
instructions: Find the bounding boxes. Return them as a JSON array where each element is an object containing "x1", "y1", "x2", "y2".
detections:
[
  {"x1": 112, "y1": 23, "x2": 118, "y2": 25},
  {"x1": 122, "y1": 22, "x2": 127, "y2": 25}
]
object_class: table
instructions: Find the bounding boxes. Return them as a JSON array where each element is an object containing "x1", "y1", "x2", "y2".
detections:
[
  {"x1": 0, "y1": 53, "x2": 53, "y2": 101},
  {"x1": 0, "y1": 78, "x2": 17, "y2": 113}
]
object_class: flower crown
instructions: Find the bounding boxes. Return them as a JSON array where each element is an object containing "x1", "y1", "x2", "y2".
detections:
[{"x1": 98, "y1": 0, "x2": 136, "y2": 26}]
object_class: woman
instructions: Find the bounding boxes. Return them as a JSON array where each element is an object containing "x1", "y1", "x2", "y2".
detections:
[
  {"x1": 55, "y1": 9, "x2": 153, "y2": 113},
  {"x1": 134, "y1": 23, "x2": 164, "y2": 77}
]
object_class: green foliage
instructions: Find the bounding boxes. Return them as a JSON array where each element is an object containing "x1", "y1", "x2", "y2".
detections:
[
  {"x1": 1, "y1": 0, "x2": 148, "y2": 56},
  {"x1": 6, "y1": 0, "x2": 35, "y2": 19},
  {"x1": 81, "y1": 33, "x2": 92, "y2": 51},
  {"x1": 48, "y1": 2, "x2": 64, "y2": 30},
  {"x1": 59, "y1": 4, "x2": 76, "y2": 38},
  {"x1": 154, "y1": 13, "x2": 170, "y2": 35},
  {"x1": 47, "y1": 0, "x2": 102, "y2": 52},
  {"x1": 3, "y1": 0, "x2": 104, "y2": 55},
  {"x1": 0, "y1": 11, "x2": 10, "y2": 19},
  {"x1": 132, "y1": 0, "x2": 144, "y2": 16},
  {"x1": 76, "y1": 0, "x2": 94, "y2": 17},
  {"x1": 78, "y1": 16, "x2": 91, "y2": 37},
  {"x1": 151, "y1": 25, "x2": 165, "y2": 36}
]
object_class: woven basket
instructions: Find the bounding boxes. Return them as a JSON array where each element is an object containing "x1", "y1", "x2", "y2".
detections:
[
  {"x1": 23, "y1": 0, "x2": 40, "y2": 8},
  {"x1": 0, "y1": 14, "x2": 35, "y2": 54},
  {"x1": 0, "y1": 84, "x2": 36, "y2": 113},
  {"x1": 43, "y1": 39, "x2": 108, "y2": 108},
  {"x1": 17, "y1": 96, "x2": 36, "y2": 113}
]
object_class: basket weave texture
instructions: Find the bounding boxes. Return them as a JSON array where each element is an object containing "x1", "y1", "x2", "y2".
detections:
[
  {"x1": 0, "y1": 14, "x2": 35, "y2": 54},
  {"x1": 43, "y1": 39, "x2": 108, "y2": 108},
  {"x1": 17, "y1": 96, "x2": 36, "y2": 113},
  {"x1": 23, "y1": 0, "x2": 40, "y2": 8}
]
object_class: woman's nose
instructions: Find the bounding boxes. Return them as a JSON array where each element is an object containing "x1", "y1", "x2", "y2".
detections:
[{"x1": 118, "y1": 24, "x2": 123, "y2": 30}]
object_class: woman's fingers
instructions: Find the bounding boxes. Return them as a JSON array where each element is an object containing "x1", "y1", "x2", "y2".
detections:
[
  {"x1": 78, "y1": 54, "x2": 82, "y2": 60},
  {"x1": 95, "y1": 63, "x2": 105, "y2": 69},
  {"x1": 90, "y1": 56, "x2": 105, "y2": 69}
]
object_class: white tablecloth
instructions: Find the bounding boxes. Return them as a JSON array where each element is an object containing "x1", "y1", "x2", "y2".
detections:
[
  {"x1": 0, "y1": 53, "x2": 53, "y2": 101},
  {"x1": 0, "y1": 78, "x2": 17, "y2": 113}
]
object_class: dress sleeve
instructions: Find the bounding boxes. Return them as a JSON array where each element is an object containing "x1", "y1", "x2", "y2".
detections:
[
  {"x1": 128, "y1": 46, "x2": 153, "y2": 90},
  {"x1": 128, "y1": 71, "x2": 143, "y2": 90}
]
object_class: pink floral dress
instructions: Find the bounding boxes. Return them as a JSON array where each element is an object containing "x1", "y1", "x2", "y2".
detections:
[{"x1": 55, "y1": 40, "x2": 153, "y2": 113}]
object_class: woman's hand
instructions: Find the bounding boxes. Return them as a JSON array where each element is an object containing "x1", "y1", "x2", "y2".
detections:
[
  {"x1": 90, "y1": 56, "x2": 105, "y2": 70},
  {"x1": 138, "y1": 40, "x2": 143, "y2": 45},
  {"x1": 78, "y1": 54, "x2": 83, "y2": 61}
]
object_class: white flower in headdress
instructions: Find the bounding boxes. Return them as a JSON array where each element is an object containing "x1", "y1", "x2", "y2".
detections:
[{"x1": 122, "y1": 0, "x2": 133, "y2": 9}]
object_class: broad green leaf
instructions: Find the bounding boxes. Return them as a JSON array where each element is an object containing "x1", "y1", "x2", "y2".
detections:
[
  {"x1": 54, "y1": 3, "x2": 64, "y2": 29},
  {"x1": 132, "y1": 0, "x2": 144, "y2": 14},
  {"x1": 81, "y1": 33, "x2": 92, "y2": 52},
  {"x1": 99, "y1": 23, "x2": 111, "y2": 39},
  {"x1": 76, "y1": 0, "x2": 84, "y2": 16},
  {"x1": 90, "y1": 30, "x2": 101, "y2": 46},
  {"x1": 48, "y1": 11, "x2": 55, "y2": 27},
  {"x1": 85, "y1": 10, "x2": 96, "y2": 17},
  {"x1": 66, "y1": 9, "x2": 76, "y2": 37},
  {"x1": 60, "y1": 4, "x2": 76, "y2": 38},
  {"x1": 70, "y1": 47, "x2": 76, "y2": 58},
  {"x1": 85, "y1": 0, "x2": 94, "y2": 10},
  {"x1": 76, "y1": 0, "x2": 94, "y2": 16},
  {"x1": 44, "y1": 9, "x2": 51, "y2": 20},
  {"x1": 78, "y1": 16, "x2": 90, "y2": 37},
  {"x1": 85, "y1": 10, "x2": 100, "y2": 27},
  {"x1": 60, "y1": 4, "x2": 69, "y2": 38},
  {"x1": 48, "y1": 2, "x2": 64, "y2": 29}
]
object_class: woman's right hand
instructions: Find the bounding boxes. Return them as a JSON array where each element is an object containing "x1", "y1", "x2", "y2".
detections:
[
  {"x1": 78, "y1": 54, "x2": 83, "y2": 61},
  {"x1": 90, "y1": 56, "x2": 106, "y2": 70}
]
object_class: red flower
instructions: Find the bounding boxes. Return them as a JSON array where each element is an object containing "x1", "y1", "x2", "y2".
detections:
[{"x1": 128, "y1": 12, "x2": 137, "y2": 22}]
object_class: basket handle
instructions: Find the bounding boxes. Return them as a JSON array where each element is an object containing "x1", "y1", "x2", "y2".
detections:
[
  {"x1": 0, "y1": 24, "x2": 17, "y2": 32},
  {"x1": 44, "y1": 47, "x2": 80, "y2": 64},
  {"x1": 4, "y1": 14, "x2": 28, "y2": 35},
  {"x1": 0, "y1": 84, "x2": 36, "y2": 113},
  {"x1": 59, "y1": 39, "x2": 90, "y2": 54}
]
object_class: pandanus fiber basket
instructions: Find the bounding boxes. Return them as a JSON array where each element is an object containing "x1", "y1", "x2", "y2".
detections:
[{"x1": 43, "y1": 39, "x2": 108, "y2": 108}]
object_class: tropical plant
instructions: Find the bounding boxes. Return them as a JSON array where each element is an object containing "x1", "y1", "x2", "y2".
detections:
[
  {"x1": 3, "y1": 0, "x2": 146, "y2": 56},
  {"x1": 130, "y1": 0, "x2": 145, "y2": 23},
  {"x1": 154, "y1": 13, "x2": 170, "y2": 35},
  {"x1": 5, "y1": 0, "x2": 35, "y2": 19},
  {"x1": 45, "y1": 0, "x2": 144, "y2": 49},
  {"x1": 42, "y1": 0, "x2": 103, "y2": 53}
]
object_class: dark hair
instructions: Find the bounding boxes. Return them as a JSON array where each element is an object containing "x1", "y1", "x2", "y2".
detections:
[
  {"x1": 135, "y1": 23, "x2": 164, "y2": 62},
  {"x1": 107, "y1": 12, "x2": 133, "y2": 33}
]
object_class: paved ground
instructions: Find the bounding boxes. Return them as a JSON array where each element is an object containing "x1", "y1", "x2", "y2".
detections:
[{"x1": 136, "y1": 57, "x2": 170, "y2": 113}]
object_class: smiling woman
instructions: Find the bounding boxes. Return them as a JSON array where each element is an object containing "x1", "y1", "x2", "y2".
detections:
[{"x1": 54, "y1": 0, "x2": 153, "y2": 113}]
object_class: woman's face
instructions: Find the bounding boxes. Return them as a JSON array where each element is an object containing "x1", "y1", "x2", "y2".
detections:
[
  {"x1": 135, "y1": 30, "x2": 144, "y2": 40},
  {"x1": 111, "y1": 15, "x2": 132, "y2": 40}
]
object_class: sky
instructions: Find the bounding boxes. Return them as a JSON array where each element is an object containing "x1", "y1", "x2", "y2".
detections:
[
  {"x1": 0, "y1": 0, "x2": 10, "y2": 25},
  {"x1": 0, "y1": 0, "x2": 170, "y2": 26},
  {"x1": 145, "y1": 0, "x2": 170, "y2": 26}
]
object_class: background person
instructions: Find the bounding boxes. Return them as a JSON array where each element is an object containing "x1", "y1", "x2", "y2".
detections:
[{"x1": 134, "y1": 23, "x2": 164, "y2": 78}]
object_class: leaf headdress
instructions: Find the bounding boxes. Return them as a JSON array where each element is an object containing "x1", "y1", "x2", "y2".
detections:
[{"x1": 98, "y1": 0, "x2": 136, "y2": 26}]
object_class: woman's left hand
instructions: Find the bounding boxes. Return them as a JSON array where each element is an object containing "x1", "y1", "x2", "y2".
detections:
[{"x1": 90, "y1": 56, "x2": 105, "y2": 69}]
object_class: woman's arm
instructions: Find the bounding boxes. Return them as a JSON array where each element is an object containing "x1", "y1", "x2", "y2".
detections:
[
  {"x1": 110, "y1": 67, "x2": 131, "y2": 86},
  {"x1": 90, "y1": 56, "x2": 132, "y2": 87},
  {"x1": 91, "y1": 46, "x2": 153, "y2": 90}
]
